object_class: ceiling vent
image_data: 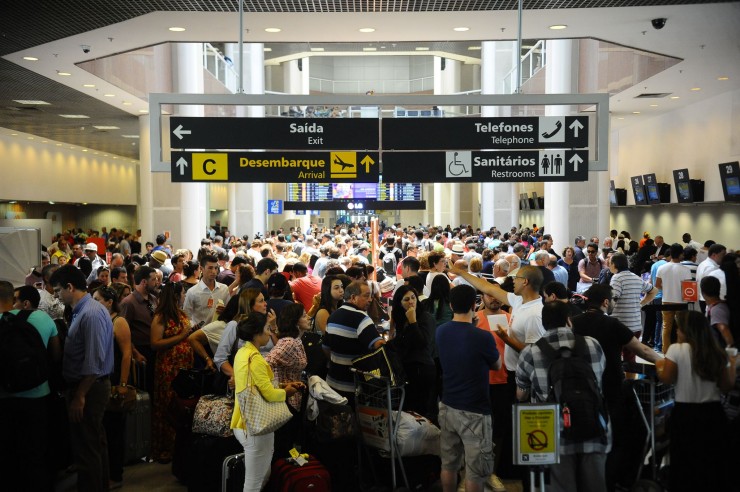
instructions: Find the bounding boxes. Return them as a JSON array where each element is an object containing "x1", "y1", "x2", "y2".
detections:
[{"x1": 634, "y1": 93, "x2": 672, "y2": 99}]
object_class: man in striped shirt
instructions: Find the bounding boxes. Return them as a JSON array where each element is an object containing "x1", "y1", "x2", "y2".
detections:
[
  {"x1": 608, "y1": 253, "x2": 657, "y2": 360},
  {"x1": 323, "y1": 281, "x2": 384, "y2": 401}
]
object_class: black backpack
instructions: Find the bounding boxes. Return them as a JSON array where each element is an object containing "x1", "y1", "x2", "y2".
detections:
[
  {"x1": 0, "y1": 310, "x2": 49, "y2": 393},
  {"x1": 536, "y1": 334, "x2": 608, "y2": 441},
  {"x1": 381, "y1": 248, "x2": 398, "y2": 277}
]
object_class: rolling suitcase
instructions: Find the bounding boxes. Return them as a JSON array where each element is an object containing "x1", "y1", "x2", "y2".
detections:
[
  {"x1": 269, "y1": 455, "x2": 331, "y2": 492},
  {"x1": 187, "y1": 434, "x2": 242, "y2": 492},
  {"x1": 124, "y1": 361, "x2": 151, "y2": 463},
  {"x1": 222, "y1": 453, "x2": 245, "y2": 492}
]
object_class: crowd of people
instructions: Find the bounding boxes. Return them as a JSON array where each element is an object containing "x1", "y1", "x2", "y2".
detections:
[{"x1": 2, "y1": 221, "x2": 738, "y2": 492}]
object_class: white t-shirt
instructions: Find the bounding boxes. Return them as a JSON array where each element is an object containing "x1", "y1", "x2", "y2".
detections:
[
  {"x1": 665, "y1": 343, "x2": 721, "y2": 403},
  {"x1": 200, "y1": 320, "x2": 227, "y2": 354},
  {"x1": 656, "y1": 261, "x2": 691, "y2": 303},
  {"x1": 504, "y1": 292, "x2": 544, "y2": 370}
]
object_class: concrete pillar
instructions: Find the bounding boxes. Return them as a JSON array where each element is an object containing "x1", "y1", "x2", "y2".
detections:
[
  {"x1": 480, "y1": 41, "x2": 519, "y2": 231},
  {"x1": 226, "y1": 43, "x2": 268, "y2": 239},
  {"x1": 137, "y1": 115, "x2": 154, "y2": 243},
  {"x1": 434, "y1": 56, "x2": 462, "y2": 227},
  {"x1": 543, "y1": 39, "x2": 608, "y2": 254}
]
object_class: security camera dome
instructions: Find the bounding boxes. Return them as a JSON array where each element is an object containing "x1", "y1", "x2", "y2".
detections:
[{"x1": 651, "y1": 18, "x2": 667, "y2": 29}]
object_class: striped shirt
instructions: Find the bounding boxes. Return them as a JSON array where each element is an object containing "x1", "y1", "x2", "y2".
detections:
[
  {"x1": 63, "y1": 294, "x2": 114, "y2": 383},
  {"x1": 610, "y1": 270, "x2": 653, "y2": 333},
  {"x1": 323, "y1": 304, "x2": 382, "y2": 394},
  {"x1": 515, "y1": 328, "x2": 611, "y2": 455}
]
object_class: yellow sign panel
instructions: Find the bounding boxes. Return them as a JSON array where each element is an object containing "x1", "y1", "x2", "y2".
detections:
[
  {"x1": 514, "y1": 404, "x2": 559, "y2": 465},
  {"x1": 330, "y1": 152, "x2": 357, "y2": 178},
  {"x1": 193, "y1": 153, "x2": 228, "y2": 180}
]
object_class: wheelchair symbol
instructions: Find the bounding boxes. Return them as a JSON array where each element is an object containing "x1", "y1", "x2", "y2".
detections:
[{"x1": 448, "y1": 151, "x2": 469, "y2": 176}]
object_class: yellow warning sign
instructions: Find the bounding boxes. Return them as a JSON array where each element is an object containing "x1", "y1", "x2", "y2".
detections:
[
  {"x1": 193, "y1": 153, "x2": 228, "y2": 180},
  {"x1": 514, "y1": 404, "x2": 559, "y2": 465},
  {"x1": 330, "y1": 152, "x2": 357, "y2": 178}
]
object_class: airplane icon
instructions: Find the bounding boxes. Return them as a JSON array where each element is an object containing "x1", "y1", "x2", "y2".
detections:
[{"x1": 334, "y1": 155, "x2": 355, "y2": 171}]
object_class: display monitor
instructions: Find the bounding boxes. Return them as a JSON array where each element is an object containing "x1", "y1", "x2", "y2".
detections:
[
  {"x1": 634, "y1": 186, "x2": 646, "y2": 204},
  {"x1": 646, "y1": 184, "x2": 660, "y2": 202},
  {"x1": 331, "y1": 183, "x2": 353, "y2": 199},
  {"x1": 353, "y1": 183, "x2": 378, "y2": 199},
  {"x1": 609, "y1": 188, "x2": 617, "y2": 206},
  {"x1": 726, "y1": 176, "x2": 740, "y2": 197},
  {"x1": 677, "y1": 181, "x2": 691, "y2": 201}
]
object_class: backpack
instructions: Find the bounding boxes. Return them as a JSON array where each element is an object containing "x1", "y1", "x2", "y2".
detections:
[
  {"x1": 0, "y1": 310, "x2": 49, "y2": 393},
  {"x1": 535, "y1": 335, "x2": 608, "y2": 441},
  {"x1": 382, "y1": 249, "x2": 398, "y2": 277}
]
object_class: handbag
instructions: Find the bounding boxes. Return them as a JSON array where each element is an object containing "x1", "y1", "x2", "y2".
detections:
[
  {"x1": 192, "y1": 394, "x2": 235, "y2": 437},
  {"x1": 367, "y1": 283, "x2": 390, "y2": 324},
  {"x1": 106, "y1": 356, "x2": 138, "y2": 413},
  {"x1": 236, "y1": 354, "x2": 293, "y2": 436},
  {"x1": 301, "y1": 318, "x2": 328, "y2": 378},
  {"x1": 352, "y1": 344, "x2": 405, "y2": 387}
]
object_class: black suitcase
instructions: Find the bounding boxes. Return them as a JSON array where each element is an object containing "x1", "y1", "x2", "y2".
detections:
[
  {"x1": 222, "y1": 453, "x2": 245, "y2": 492},
  {"x1": 186, "y1": 434, "x2": 242, "y2": 492},
  {"x1": 170, "y1": 396, "x2": 200, "y2": 484},
  {"x1": 124, "y1": 361, "x2": 151, "y2": 464}
]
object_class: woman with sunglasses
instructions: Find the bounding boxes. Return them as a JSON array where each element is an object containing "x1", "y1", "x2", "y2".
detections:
[{"x1": 93, "y1": 285, "x2": 132, "y2": 489}]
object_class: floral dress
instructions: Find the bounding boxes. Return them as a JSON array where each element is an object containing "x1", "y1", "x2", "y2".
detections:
[{"x1": 152, "y1": 313, "x2": 193, "y2": 461}]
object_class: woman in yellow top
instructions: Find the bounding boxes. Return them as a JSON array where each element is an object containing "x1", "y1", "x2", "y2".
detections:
[{"x1": 230, "y1": 312, "x2": 304, "y2": 491}]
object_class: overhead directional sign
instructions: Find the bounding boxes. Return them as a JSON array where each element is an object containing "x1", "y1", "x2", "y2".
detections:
[
  {"x1": 169, "y1": 117, "x2": 379, "y2": 150},
  {"x1": 382, "y1": 150, "x2": 588, "y2": 183},
  {"x1": 171, "y1": 151, "x2": 379, "y2": 183},
  {"x1": 382, "y1": 116, "x2": 588, "y2": 150}
]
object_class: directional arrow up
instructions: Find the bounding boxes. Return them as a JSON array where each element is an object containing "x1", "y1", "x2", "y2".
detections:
[
  {"x1": 361, "y1": 155, "x2": 375, "y2": 174},
  {"x1": 569, "y1": 153, "x2": 583, "y2": 172},
  {"x1": 569, "y1": 119, "x2": 584, "y2": 138},
  {"x1": 176, "y1": 157, "x2": 188, "y2": 175},
  {"x1": 173, "y1": 124, "x2": 192, "y2": 140}
]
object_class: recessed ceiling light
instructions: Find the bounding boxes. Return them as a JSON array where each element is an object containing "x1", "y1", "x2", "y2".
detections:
[
  {"x1": 83, "y1": 84, "x2": 95, "y2": 88},
  {"x1": 415, "y1": 47, "x2": 429, "y2": 51},
  {"x1": 670, "y1": 96, "x2": 680, "y2": 99},
  {"x1": 264, "y1": 27, "x2": 281, "y2": 33},
  {"x1": 549, "y1": 25, "x2": 568, "y2": 30},
  {"x1": 632, "y1": 111, "x2": 641, "y2": 114},
  {"x1": 27, "y1": 137, "x2": 34, "y2": 140},
  {"x1": 690, "y1": 87, "x2": 701, "y2": 91},
  {"x1": 263, "y1": 47, "x2": 272, "y2": 52},
  {"x1": 56, "y1": 143, "x2": 62, "y2": 146},
  {"x1": 82, "y1": 202, "x2": 88, "y2": 205},
  {"x1": 103, "y1": 93, "x2": 115, "y2": 97},
  {"x1": 48, "y1": 201, "x2": 55, "y2": 205},
  {"x1": 358, "y1": 28, "x2": 375, "y2": 33},
  {"x1": 9, "y1": 201, "x2": 17, "y2": 204},
  {"x1": 59, "y1": 114, "x2": 90, "y2": 118},
  {"x1": 139, "y1": 109, "x2": 149, "y2": 113},
  {"x1": 468, "y1": 46, "x2": 481, "y2": 51},
  {"x1": 42, "y1": 140, "x2": 48, "y2": 143},
  {"x1": 453, "y1": 27, "x2": 470, "y2": 32},
  {"x1": 121, "y1": 135, "x2": 140, "y2": 138},
  {"x1": 310, "y1": 47, "x2": 325, "y2": 52},
  {"x1": 13, "y1": 100, "x2": 50, "y2": 105},
  {"x1": 82, "y1": 149, "x2": 88, "y2": 152},
  {"x1": 122, "y1": 101, "x2": 132, "y2": 106},
  {"x1": 717, "y1": 76, "x2": 729, "y2": 81},
  {"x1": 57, "y1": 71, "x2": 71, "y2": 76},
  {"x1": 93, "y1": 125, "x2": 120, "y2": 130},
  {"x1": 169, "y1": 27, "x2": 186, "y2": 32},
  {"x1": 23, "y1": 56, "x2": 38, "y2": 61},
  {"x1": 363, "y1": 47, "x2": 377, "y2": 52},
  {"x1": 649, "y1": 104, "x2": 658, "y2": 107}
]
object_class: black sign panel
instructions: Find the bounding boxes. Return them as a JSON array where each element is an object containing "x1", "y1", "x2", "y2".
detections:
[
  {"x1": 672, "y1": 168, "x2": 693, "y2": 203},
  {"x1": 718, "y1": 161, "x2": 740, "y2": 202},
  {"x1": 171, "y1": 151, "x2": 379, "y2": 183},
  {"x1": 631, "y1": 175, "x2": 647, "y2": 205},
  {"x1": 381, "y1": 150, "x2": 588, "y2": 183},
  {"x1": 382, "y1": 116, "x2": 588, "y2": 150},
  {"x1": 284, "y1": 200, "x2": 426, "y2": 211},
  {"x1": 169, "y1": 117, "x2": 379, "y2": 150}
]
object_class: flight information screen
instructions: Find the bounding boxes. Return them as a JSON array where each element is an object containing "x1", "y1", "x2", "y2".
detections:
[{"x1": 287, "y1": 182, "x2": 421, "y2": 201}]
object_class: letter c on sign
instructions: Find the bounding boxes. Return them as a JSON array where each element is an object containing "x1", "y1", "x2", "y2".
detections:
[{"x1": 203, "y1": 159, "x2": 217, "y2": 175}]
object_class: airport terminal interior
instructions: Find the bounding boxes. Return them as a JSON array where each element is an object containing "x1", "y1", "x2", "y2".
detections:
[{"x1": 0, "y1": 1, "x2": 739, "y2": 491}]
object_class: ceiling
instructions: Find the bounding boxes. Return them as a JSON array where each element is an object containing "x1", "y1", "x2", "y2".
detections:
[{"x1": 1, "y1": 0, "x2": 738, "y2": 159}]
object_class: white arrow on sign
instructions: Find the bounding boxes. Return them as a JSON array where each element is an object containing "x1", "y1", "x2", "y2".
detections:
[
  {"x1": 569, "y1": 119, "x2": 584, "y2": 138},
  {"x1": 176, "y1": 157, "x2": 188, "y2": 175},
  {"x1": 569, "y1": 153, "x2": 583, "y2": 172},
  {"x1": 173, "y1": 124, "x2": 191, "y2": 140}
]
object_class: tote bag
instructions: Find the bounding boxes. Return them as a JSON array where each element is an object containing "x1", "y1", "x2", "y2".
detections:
[{"x1": 236, "y1": 353, "x2": 292, "y2": 436}]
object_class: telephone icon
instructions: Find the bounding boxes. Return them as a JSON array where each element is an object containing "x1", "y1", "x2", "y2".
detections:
[{"x1": 541, "y1": 120, "x2": 563, "y2": 139}]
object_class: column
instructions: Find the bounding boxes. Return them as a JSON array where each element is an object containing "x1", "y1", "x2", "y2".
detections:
[
  {"x1": 173, "y1": 43, "x2": 207, "y2": 253},
  {"x1": 480, "y1": 41, "x2": 519, "y2": 231},
  {"x1": 434, "y1": 56, "x2": 461, "y2": 227},
  {"x1": 226, "y1": 43, "x2": 268, "y2": 240},
  {"x1": 137, "y1": 115, "x2": 154, "y2": 243},
  {"x1": 543, "y1": 39, "x2": 608, "y2": 254}
]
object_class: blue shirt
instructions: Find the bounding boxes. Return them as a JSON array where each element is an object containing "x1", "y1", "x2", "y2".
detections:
[
  {"x1": 551, "y1": 264, "x2": 569, "y2": 286},
  {"x1": 0, "y1": 310, "x2": 58, "y2": 399},
  {"x1": 436, "y1": 320, "x2": 500, "y2": 415},
  {"x1": 650, "y1": 259, "x2": 667, "y2": 300},
  {"x1": 63, "y1": 294, "x2": 114, "y2": 383}
]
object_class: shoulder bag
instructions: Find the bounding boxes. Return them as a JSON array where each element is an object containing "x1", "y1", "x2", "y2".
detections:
[{"x1": 236, "y1": 353, "x2": 293, "y2": 436}]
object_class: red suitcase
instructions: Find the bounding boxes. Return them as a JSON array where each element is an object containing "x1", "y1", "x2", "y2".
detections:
[{"x1": 270, "y1": 455, "x2": 331, "y2": 492}]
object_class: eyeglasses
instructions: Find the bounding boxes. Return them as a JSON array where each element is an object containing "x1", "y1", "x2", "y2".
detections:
[
  {"x1": 513, "y1": 275, "x2": 528, "y2": 281},
  {"x1": 587, "y1": 250, "x2": 597, "y2": 254}
]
